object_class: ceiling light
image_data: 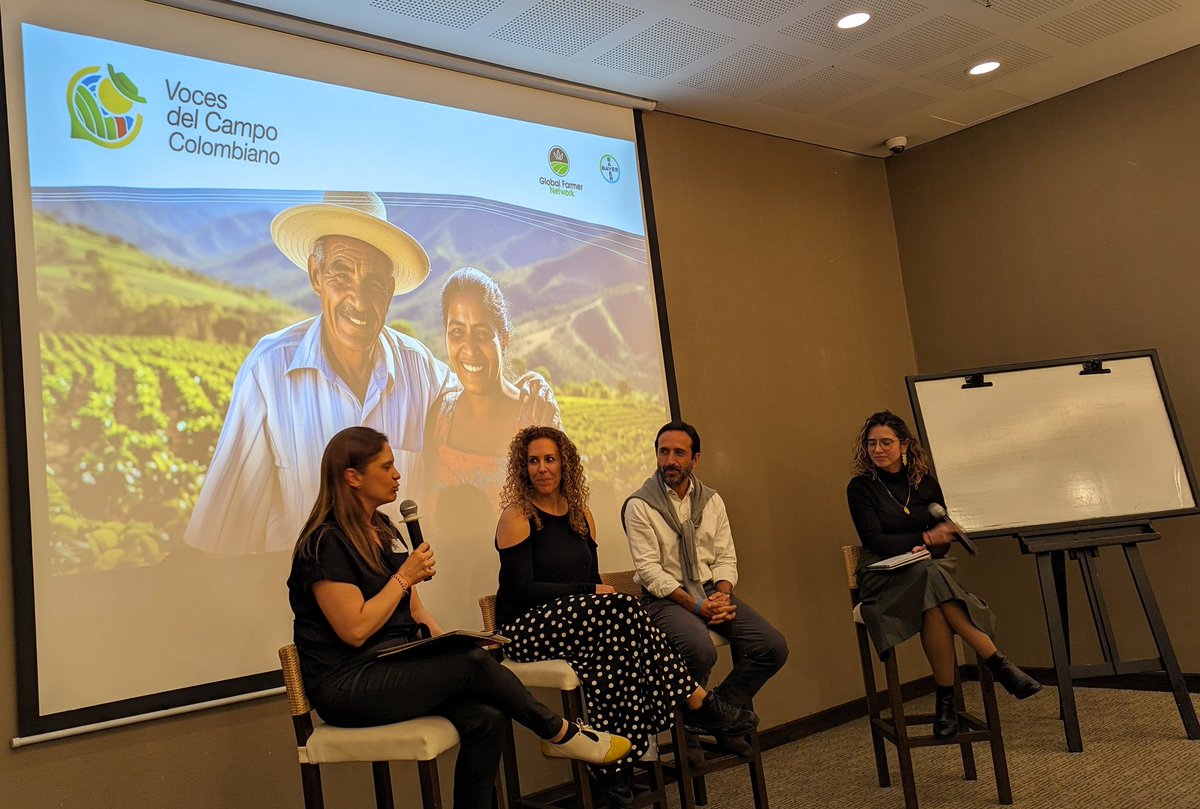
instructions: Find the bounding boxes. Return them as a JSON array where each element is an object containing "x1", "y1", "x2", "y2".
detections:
[
  {"x1": 969, "y1": 61, "x2": 1001, "y2": 75},
  {"x1": 836, "y1": 12, "x2": 871, "y2": 29}
]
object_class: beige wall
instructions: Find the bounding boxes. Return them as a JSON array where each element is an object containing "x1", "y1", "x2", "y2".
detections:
[{"x1": 886, "y1": 43, "x2": 1200, "y2": 669}]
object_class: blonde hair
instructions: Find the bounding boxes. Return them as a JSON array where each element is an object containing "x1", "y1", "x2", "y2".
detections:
[
  {"x1": 851, "y1": 410, "x2": 930, "y2": 486},
  {"x1": 500, "y1": 425, "x2": 590, "y2": 536},
  {"x1": 293, "y1": 426, "x2": 393, "y2": 574}
]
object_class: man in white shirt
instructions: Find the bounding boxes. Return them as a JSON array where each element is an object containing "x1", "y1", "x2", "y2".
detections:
[{"x1": 622, "y1": 421, "x2": 788, "y2": 741}]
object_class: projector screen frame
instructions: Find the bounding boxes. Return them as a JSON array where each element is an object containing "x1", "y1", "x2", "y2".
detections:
[
  {"x1": 1, "y1": 4, "x2": 681, "y2": 740},
  {"x1": 905, "y1": 349, "x2": 1200, "y2": 540}
]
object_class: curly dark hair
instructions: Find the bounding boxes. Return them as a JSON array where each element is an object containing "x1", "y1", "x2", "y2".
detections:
[
  {"x1": 500, "y1": 425, "x2": 590, "y2": 535},
  {"x1": 851, "y1": 410, "x2": 930, "y2": 485}
]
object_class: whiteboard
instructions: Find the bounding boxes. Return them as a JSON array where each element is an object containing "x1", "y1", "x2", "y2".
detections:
[{"x1": 908, "y1": 353, "x2": 1198, "y2": 535}]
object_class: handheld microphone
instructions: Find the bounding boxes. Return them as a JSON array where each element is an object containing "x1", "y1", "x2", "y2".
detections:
[
  {"x1": 398, "y1": 499, "x2": 426, "y2": 550},
  {"x1": 928, "y1": 503, "x2": 977, "y2": 555}
]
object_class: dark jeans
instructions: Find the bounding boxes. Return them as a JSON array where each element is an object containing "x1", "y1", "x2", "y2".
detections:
[
  {"x1": 312, "y1": 641, "x2": 561, "y2": 809},
  {"x1": 642, "y1": 582, "x2": 788, "y2": 709}
]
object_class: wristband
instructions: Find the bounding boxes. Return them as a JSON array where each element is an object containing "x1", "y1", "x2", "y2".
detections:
[
  {"x1": 393, "y1": 571, "x2": 410, "y2": 591},
  {"x1": 693, "y1": 598, "x2": 704, "y2": 615}
]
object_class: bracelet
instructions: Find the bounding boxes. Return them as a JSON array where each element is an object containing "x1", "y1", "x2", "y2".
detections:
[
  {"x1": 693, "y1": 598, "x2": 703, "y2": 615},
  {"x1": 393, "y1": 571, "x2": 410, "y2": 591}
]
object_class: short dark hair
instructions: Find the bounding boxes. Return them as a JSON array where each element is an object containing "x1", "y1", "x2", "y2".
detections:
[{"x1": 655, "y1": 420, "x2": 700, "y2": 456}]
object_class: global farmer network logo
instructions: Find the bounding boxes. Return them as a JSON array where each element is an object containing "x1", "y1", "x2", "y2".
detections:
[
  {"x1": 67, "y1": 64, "x2": 146, "y2": 148},
  {"x1": 540, "y1": 145, "x2": 584, "y2": 197}
]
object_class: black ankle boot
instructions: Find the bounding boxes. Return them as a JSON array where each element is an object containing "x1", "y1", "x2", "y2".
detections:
[
  {"x1": 932, "y1": 686, "x2": 958, "y2": 738},
  {"x1": 986, "y1": 651, "x2": 1043, "y2": 699}
]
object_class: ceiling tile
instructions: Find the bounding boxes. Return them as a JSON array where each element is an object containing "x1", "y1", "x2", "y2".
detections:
[
  {"x1": 757, "y1": 65, "x2": 881, "y2": 112},
  {"x1": 781, "y1": 0, "x2": 928, "y2": 51},
  {"x1": 593, "y1": 18, "x2": 734, "y2": 78},
  {"x1": 490, "y1": 0, "x2": 643, "y2": 56},
  {"x1": 922, "y1": 40, "x2": 1052, "y2": 90},
  {"x1": 368, "y1": 0, "x2": 503, "y2": 29},
  {"x1": 690, "y1": 0, "x2": 807, "y2": 27},
  {"x1": 679, "y1": 44, "x2": 812, "y2": 96},
  {"x1": 856, "y1": 14, "x2": 995, "y2": 71},
  {"x1": 970, "y1": 0, "x2": 1074, "y2": 24},
  {"x1": 824, "y1": 85, "x2": 942, "y2": 127},
  {"x1": 1040, "y1": 0, "x2": 1182, "y2": 47}
]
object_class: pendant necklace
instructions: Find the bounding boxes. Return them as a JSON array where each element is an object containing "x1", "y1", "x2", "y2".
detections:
[{"x1": 877, "y1": 477, "x2": 912, "y2": 515}]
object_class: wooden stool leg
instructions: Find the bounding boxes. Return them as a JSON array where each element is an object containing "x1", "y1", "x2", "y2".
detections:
[
  {"x1": 299, "y1": 763, "x2": 325, "y2": 809},
  {"x1": 418, "y1": 760, "x2": 444, "y2": 809},
  {"x1": 885, "y1": 652, "x2": 919, "y2": 809},
  {"x1": 500, "y1": 719, "x2": 521, "y2": 809},
  {"x1": 977, "y1": 654, "x2": 1013, "y2": 805},
  {"x1": 857, "y1": 627, "x2": 891, "y2": 788},
  {"x1": 952, "y1": 664, "x2": 977, "y2": 780},
  {"x1": 562, "y1": 689, "x2": 595, "y2": 809},
  {"x1": 747, "y1": 727, "x2": 770, "y2": 809},
  {"x1": 372, "y1": 761, "x2": 394, "y2": 809},
  {"x1": 672, "y1": 711, "x2": 699, "y2": 809}
]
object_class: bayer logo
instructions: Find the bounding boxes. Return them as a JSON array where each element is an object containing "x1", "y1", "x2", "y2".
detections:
[
  {"x1": 599, "y1": 155, "x2": 620, "y2": 184},
  {"x1": 548, "y1": 146, "x2": 570, "y2": 177}
]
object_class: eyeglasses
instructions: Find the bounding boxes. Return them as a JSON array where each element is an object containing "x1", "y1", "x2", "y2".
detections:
[{"x1": 866, "y1": 438, "x2": 898, "y2": 450}]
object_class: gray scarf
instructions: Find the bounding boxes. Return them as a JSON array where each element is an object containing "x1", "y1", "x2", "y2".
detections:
[{"x1": 623, "y1": 473, "x2": 715, "y2": 601}]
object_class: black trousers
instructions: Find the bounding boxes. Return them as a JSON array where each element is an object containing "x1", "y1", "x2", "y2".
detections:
[{"x1": 312, "y1": 641, "x2": 561, "y2": 809}]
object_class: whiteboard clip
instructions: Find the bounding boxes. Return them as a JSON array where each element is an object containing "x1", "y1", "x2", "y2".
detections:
[
  {"x1": 1080, "y1": 358, "x2": 1110, "y2": 375},
  {"x1": 961, "y1": 373, "x2": 992, "y2": 389}
]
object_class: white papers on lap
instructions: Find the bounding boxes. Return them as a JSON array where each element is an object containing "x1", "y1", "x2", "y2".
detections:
[{"x1": 867, "y1": 548, "x2": 931, "y2": 570}]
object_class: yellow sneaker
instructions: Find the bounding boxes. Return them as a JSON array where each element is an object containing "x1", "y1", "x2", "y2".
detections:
[{"x1": 540, "y1": 724, "x2": 632, "y2": 765}]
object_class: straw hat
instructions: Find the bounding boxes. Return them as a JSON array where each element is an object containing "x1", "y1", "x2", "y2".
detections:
[{"x1": 270, "y1": 191, "x2": 430, "y2": 296}]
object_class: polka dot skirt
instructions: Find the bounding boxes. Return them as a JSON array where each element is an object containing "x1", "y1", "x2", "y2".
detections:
[{"x1": 502, "y1": 592, "x2": 694, "y2": 763}]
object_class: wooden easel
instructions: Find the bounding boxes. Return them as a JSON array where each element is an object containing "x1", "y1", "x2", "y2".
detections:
[{"x1": 1018, "y1": 521, "x2": 1200, "y2": 752}]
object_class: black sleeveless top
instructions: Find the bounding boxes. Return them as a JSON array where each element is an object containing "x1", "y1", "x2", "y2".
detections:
[{"x1": 495, "y1": 506, "x2": 600, "y2": 627}]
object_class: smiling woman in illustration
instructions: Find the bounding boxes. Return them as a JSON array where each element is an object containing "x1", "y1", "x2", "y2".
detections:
[{"x1": 423, "y1": 267, "x2": 561, "y2": 517}]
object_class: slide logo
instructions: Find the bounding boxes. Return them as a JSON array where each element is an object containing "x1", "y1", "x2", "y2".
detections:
[
  {"x1": 548, "y1": 146, "x2": 570, "y2": 177},
  {"x1": 67, "y1": 64, "x2": 147, "y2": 149},
  {"x1": 599, "y1": 154, "x2": 620, "y2": 184}
]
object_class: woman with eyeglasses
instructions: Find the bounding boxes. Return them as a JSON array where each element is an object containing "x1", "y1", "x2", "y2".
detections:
[{"x1": 846, "y1": 411, "x2": 1041, "y2": 738}]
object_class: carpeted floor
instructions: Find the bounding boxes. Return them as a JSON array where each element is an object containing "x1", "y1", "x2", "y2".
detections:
[{"x1": 693, "y1": 687, "x2": 1200, "y2": 808}]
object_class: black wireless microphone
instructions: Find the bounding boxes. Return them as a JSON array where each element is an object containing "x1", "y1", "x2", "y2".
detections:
[
  {"x1": 398, "y1": 499, "x2": 426, "y2": 550},
  {"x1": 928, "y1": 502, "x2": 977, "y2": 555}
]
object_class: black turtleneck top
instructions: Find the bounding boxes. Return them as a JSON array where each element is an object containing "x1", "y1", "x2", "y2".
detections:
[{"x1": 846, "y1": 468, "x2": 950, "y2": 560}]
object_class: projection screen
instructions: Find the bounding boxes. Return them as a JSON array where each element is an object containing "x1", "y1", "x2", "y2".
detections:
[{"x1": 2, "y1": 0, "x2": 673, "y2": 738}]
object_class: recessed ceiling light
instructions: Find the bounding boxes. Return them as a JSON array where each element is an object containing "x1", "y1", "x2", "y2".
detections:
[
  {"x1": 969, "y1": 61, "x2": 1001, "y2": 75},
  {"x1": 836, "y1": 12, "x2": 872, "y2": 29}
]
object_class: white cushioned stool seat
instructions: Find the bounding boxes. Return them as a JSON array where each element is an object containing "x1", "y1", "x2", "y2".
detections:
[
  {"x1": 300, "y1": 715, "x2": 460, "y2": 765},
  {"x1": 501, "y1": 658, "x2": 582, "y2": 690}
]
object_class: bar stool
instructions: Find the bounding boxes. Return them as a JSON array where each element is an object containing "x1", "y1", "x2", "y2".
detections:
[
  {"x1": 841, "y1": 545, "x2": 1012, "y2": 809},
  {"x1": 602, "y1": 570, "x2": 769, "y2": 809},
  {"x1": 279, "y1": 643, "x2": 467, "y2": 809}
]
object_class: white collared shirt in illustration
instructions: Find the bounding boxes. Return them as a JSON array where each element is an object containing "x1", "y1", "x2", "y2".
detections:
[{"x1": 183, "y1": 315, "x2": 452, "y2": 554}]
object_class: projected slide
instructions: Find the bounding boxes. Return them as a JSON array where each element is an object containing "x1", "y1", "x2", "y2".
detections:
[{"x1": 16, "y1": 21, "x2": 670, "y2": 727}]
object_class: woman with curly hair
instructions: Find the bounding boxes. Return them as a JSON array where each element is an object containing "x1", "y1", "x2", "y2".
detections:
[
  {"x1": 846, "y1": 411, "x2": 1041, "y2": 739},
  {"x1": 494, "y1": 425, "x2": 756, "y2": 808}
]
